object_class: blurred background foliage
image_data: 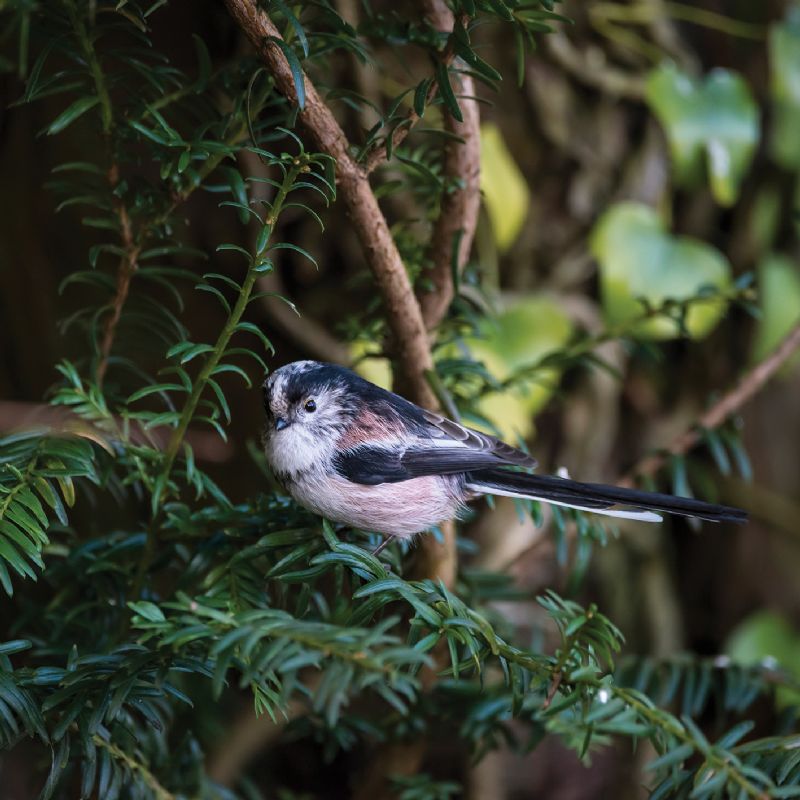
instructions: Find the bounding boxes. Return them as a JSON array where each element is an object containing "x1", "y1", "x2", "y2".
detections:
[{"x1": 1, "y1": 0, "x2": 800, "y2": 798}]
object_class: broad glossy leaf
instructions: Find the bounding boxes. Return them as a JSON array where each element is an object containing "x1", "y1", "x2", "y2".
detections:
[
  {"x1": 479, "y1": 123, "x2": 530, "y2": 252},
  {"x1": 725, "y1": 610, "x2": 800, "y2": 708},
  {"x1": 751, "y1": 253, "x2": 800, "y2": 365},
  {"x1": 769, "y1": 9, "x2": 800, "y2": 169},
  {"x1": 591, "y1": 203, "x2": 732, "y2": 340},
  {"x1": 459, "y1": 297, "x2": 573, "y2": 439},
  {"x1": 645, "y1": 63, "x2": 759, "y2": 206}
]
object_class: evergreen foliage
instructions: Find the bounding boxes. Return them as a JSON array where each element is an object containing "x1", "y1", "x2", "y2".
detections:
[{"x1": 0, "y1": 1, "x2": 797, "y2": 798}]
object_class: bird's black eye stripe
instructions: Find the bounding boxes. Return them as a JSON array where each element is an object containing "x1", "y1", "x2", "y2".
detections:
[{"x1": 304, "y1": 399, "x2": 317, "y2": 412}]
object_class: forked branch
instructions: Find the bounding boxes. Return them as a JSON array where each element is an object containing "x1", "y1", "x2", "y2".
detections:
[
  {"x1": 224, "y1": 0, "x2": 437, "y2": 409},
  {"x1": 623, "y1": 320, "x2": 800, "y2": 486},
  {"x1": 417, "y1": 1, "x2": 481, "y2": 329}
]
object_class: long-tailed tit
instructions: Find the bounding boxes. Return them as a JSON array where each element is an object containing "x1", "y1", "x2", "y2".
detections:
[{"x1": 262, "y1": 361, "x2": 747, "y2": 545}]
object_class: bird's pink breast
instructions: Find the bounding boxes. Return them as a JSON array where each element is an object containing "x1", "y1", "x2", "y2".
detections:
[{"x1": 290, "y1": 472, "x2": 462, "y2": 538}]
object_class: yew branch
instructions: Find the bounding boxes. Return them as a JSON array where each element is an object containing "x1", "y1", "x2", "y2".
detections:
[
  {"x1": 224, "y1": 0, "x2": 436, "y2": 409},
  {"x1": 417, "y1": 4, "x2": 481, "y2": 329},
  {"x1": 362, "y1": 12, "x2": 467, "y2": 175},
  {"x1": 622, "y1": 320, "x2": 800, "y2": 486}
]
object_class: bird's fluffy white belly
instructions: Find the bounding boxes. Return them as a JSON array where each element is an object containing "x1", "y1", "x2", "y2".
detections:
[{"x1": 290, "y1": 473, "x2": 461, "y2": 538}]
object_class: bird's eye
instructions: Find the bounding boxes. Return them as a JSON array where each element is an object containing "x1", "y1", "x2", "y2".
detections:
[{"x1": 304, "y1": 399, "x2": 317, "y2": 413}]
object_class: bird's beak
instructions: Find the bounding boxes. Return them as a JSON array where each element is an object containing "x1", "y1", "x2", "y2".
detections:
[{"x1": 275, "y1": 417, "x2": 289, "y2": 431}]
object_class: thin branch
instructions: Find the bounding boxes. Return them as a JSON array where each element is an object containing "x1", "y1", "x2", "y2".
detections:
[
  {"x1": 0, "y1": 401, "x2": 233, "y2": 462},
  {"x1": 608, "y1": 686, "x2": 772, "y2": 799},
  {"x1": 224, "y1": 0, "x2": 437, "y2": 409},
  {"x1": 92, "y1": 736, "x2": 175, "y2": 800},
  {"x1": 545, "y1": 31, "x2": 646, "y2": 100},
  {"x1": 67, "y1": 1, "x2": 130, "y2": 387},
  {"x1": 66, "y1": 0, "x2": 113, "y2": 136},
  {"x1": 132, "y1": 158, "x2": 308, "y2": 598},
  {"x1": 412, "y1": 0, "x2": 480, "y2": 593},
  {"x1": 95, "y1": 117, "x2": 253, "y2": 384},
  {"x1": 352, "y1": 5, "x2": 478, "y2": 794},
  {"x1": 622, "y1": 320, "x2": 800, "y2": 486},
  {"x1": 97, "y1": 164, "x2": 140, "y2": 385},
  {"x1": 416, "y1": 3, "x2": 480, "y2": 329},
  {"x1": 239, "y1": 146, "x2": 351, "y2": 364},
  {"x1": 541, "y1": 669, "x2": 563, "y2": 710},
  {"x1": 363, "y1": 83, "x2": 437, "y2": 176},
  {"x1": 362, "y1": 14, "x2": 467, "y2": 175},
  {"x1": 158, "y1": 159, "x2": 305, "y2": 486},
  {"x1": 418, "y1": 76, "x2": 480, "y2": 327}
]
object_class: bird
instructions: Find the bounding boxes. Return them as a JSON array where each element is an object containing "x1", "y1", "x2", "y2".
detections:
[{"x1": 262, "y1": 360, "x2": 747, "y2": 551}]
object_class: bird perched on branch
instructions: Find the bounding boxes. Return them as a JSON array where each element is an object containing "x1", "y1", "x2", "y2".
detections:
[{"x1": 262, "y1": 361, "x2": 747, "y2": 550}]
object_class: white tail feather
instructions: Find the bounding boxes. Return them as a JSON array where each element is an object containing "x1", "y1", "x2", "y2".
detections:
[{"x1": 466, "y1": 483, "x2": 663, "y2": 523}]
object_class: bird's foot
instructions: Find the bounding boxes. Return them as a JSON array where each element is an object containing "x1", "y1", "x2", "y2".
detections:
[{"x1": 371, "y1": 535, "x2": 396, "y2": 557}]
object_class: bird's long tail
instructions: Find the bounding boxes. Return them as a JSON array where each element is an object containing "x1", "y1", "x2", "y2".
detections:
[{"x1": 465, "y1": 468, "x2": 747, "y2": 524}]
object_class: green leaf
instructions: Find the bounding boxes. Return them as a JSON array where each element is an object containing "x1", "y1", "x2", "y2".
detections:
[
  {"x1": 179, "y1": 343, "x2": 215, "y2": 364},
  {"x1": 267, "y1": 241, "x2": 317, "y2": 267},
  {"x1": 439, "y1": 297, "x2": 572, "y2": 440},
  {"x1": 645, "y1": 63, "x2": 759, "y2": 206},
  {"x1": 769, "y1": 9, "x2": 800, "y2": 169},
  {"x1": 235, "y1": 321, "x2": 274, "y2": 353},
  {"x1": 591, "y1": 202, "x2": 732, "y2": 340},
  {"x1": 453, "y1": 20, "x2": 502, "y2": 83},
  {"x1": 0, "y1": 639, "x2": 31, "y2": 656},
  {"x1": 716, "y1": 720, "x2": 755, "y2": 748},
  {"x1": 127, "y1": 601, "x2": 166, "y2": 622},
  {"x1": 268, "y1": 36, "x2": 305, "y2": 109},
  {"x1": 751, "y1": 253, "x2": 800, "y2": 365},
  {"x1": 216, "y1": 243, "x2": 253, "y2": 260},
  {"x1": 414, "y1": 77, "x2": 433, "y2": 117},
  {"x1": 191, "y1": 33, "x2": 212, "y2": 91},
  {"x1": 725, "y1": 610, "x2": 800, "y2": 708},
  {"x1": 273, "y1": 0, "x2": 309, "y2": 57},
  {"x1": 46, "y1": 97, "x2": 101, "y2": 135},
  {"x1": 56, "y1": 475, "x2": 75, "y2": 507},
  {"x1": 435, "y1": 62, "x2": 463, "y2": 122},
  {"x1": 219, "y1": 167, "x2": 250, "y2": 226},
  {"x1": 479, "y1": 123, "x2": 530, "y2": 252},
  {"x1": 0, "y1": 521, "x2": 45, "y2": 567},
  {"x1": 207, "y1": 377, "x2": 231, "y2": 423},
  {"x1": 0, "y1": 561, "x2": 12, "y2": 596},
  {"x1": 647, "y1": 743, "x2": 695, "y2": 771},
  {"x1": 210, "y1": 363, "x2": 253, "y2": 387},
  {"x1": 0, "y1": 537, "x2": 37, "y2": 580}
]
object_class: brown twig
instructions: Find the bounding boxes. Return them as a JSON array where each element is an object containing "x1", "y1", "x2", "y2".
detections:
[
  {"x1": 622, "y1": 320, "x2": 800, "y2": 487},
  {"x1": 68, "y1": 7, "x2": 136, "y2": 387},
  {"x1": 94, "y1": 113, "x2": 256, "y2": 384},
  {"x1": 93, "y1": 736, "x2": 174, "y2": 800},
  {"x1": 362, "y1": 14, "x2": 466, "y2": 175},
  {"x1": 351, "y1": 5, "x2": 480, "y2": 796},
  {"x1": 97, "y1": 165, "x2": 141, "y2": 385},
  {"x1": 237, "y1": 147, "x2": 352, "y2": 364},
  {"x1": 0, "y1": 401, "x2": 233, "y2": 463},
  {"x1": 545, "y1": 31, "x2": 646, "y2": 100},
  {"x1": 417, "y1": 6, "x2": 480, "y2": 329},
  {"x1": 506, "y1": 320, "x2": 800, "y2": 573},
  {"x1": 410, "y1": 0, "x2": 481, "y2": 594},
  {"x1": 224, "y1": 0, "x2": 436, "y2": 409},
  {"x1": 363, "y1": 83, "x2": 437, "y2": 176},
  {"x1": 541, "y1": 669, "x2": 563, "y2": 710}
]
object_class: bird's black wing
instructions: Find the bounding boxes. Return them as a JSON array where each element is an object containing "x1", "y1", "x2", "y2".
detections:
[
  {"x1": 328, "y1": 371, "x2": 537, "y2": 483},
  {"x1": 333, "y1": 442, "x2": 530, "y2": 486},
  {"x1": 418, "y1": 409, "x2": 537, "y2": 469}
]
